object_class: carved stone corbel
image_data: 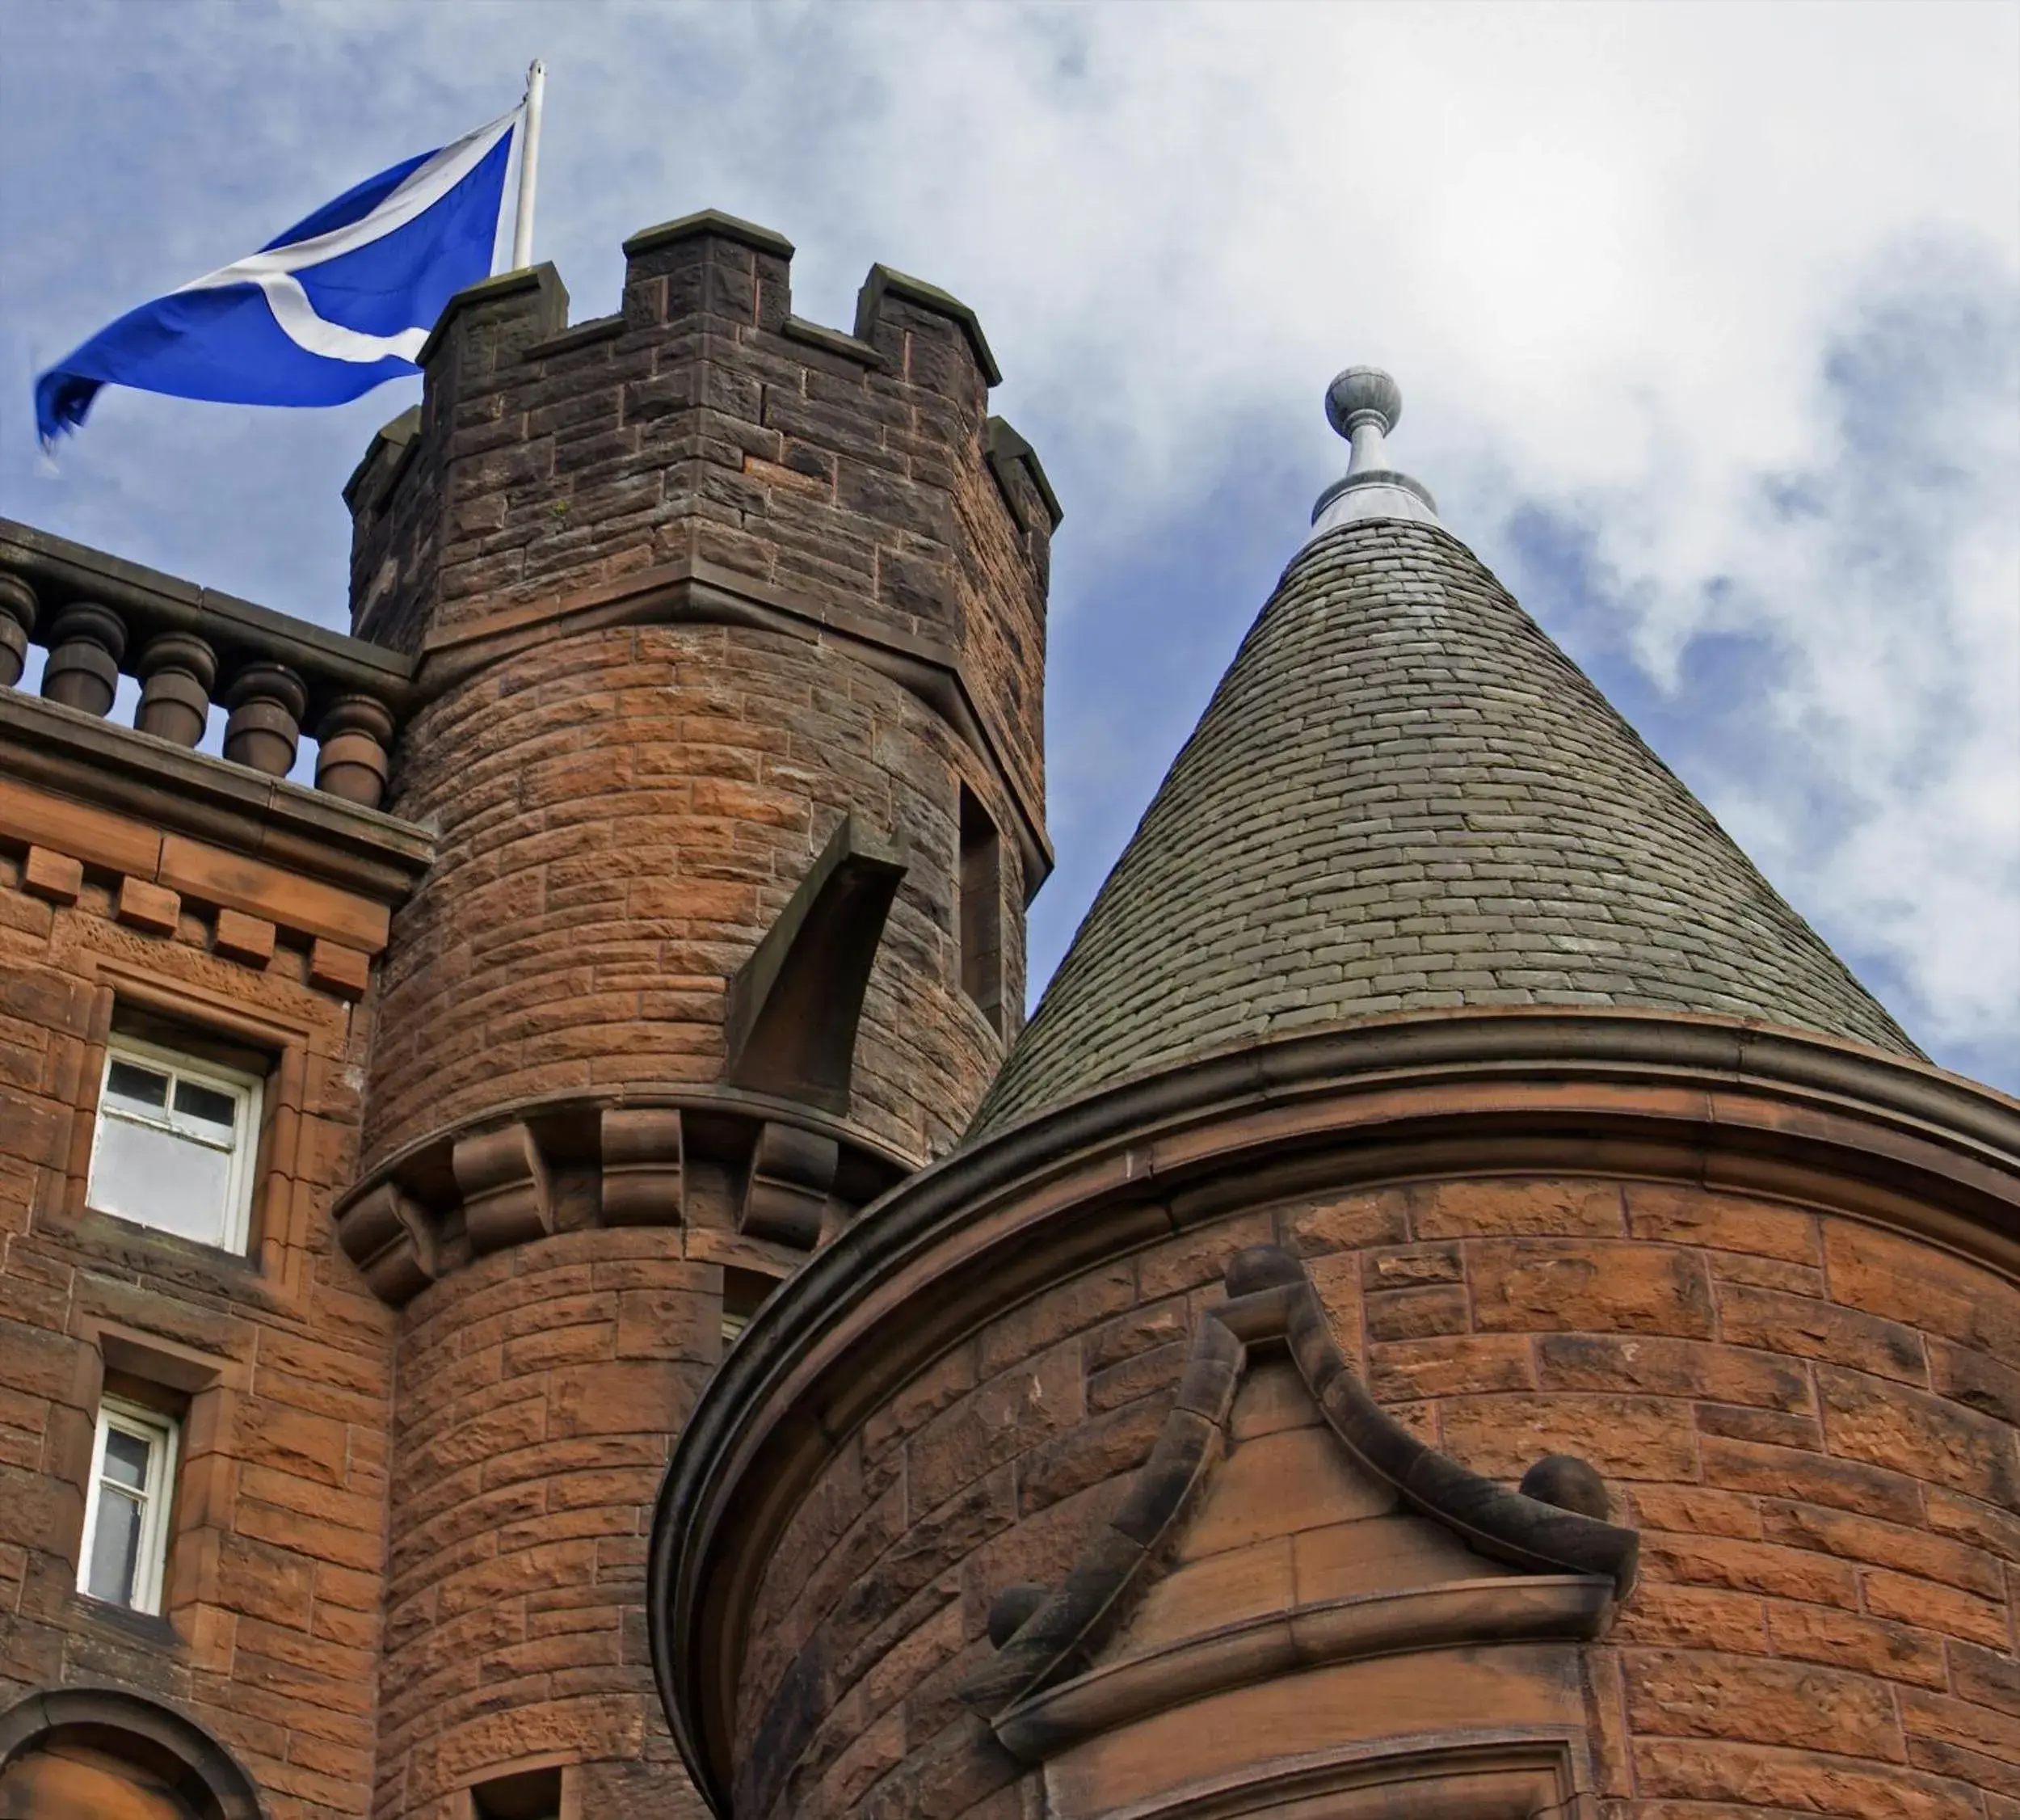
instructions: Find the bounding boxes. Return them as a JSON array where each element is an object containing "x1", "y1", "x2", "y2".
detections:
[
  {"x1": 739, "y1": 1120, "x2": 838, "y2": 1249},
  {"x1": 335, "y1": 1179, "x2": 440, "y2": 1306},
  {"x1": 600, "y1": 1107, "x2": 684, "y2": 1226},
  {"x1": 452, "y1": 1121, "x2": 553, "y2": 1254}
]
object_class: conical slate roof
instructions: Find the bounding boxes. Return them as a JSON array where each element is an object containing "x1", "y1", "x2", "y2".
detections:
[{"x1": 976, "y1": 372, "x2": 1919, "y2": 1134}]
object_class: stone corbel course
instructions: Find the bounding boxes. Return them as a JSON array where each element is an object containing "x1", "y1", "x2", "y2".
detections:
[{"x1": 334, "y1": 1088, "x2": 911, "y2": 1307}]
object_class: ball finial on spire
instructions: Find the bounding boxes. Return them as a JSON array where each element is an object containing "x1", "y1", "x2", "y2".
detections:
[
  {"x1": 1325, "y1": 366, "x2": 1402, "y2": 440},
  {"x1": 1307, "y1": 364, "x2": 1439, "y2": 538}
]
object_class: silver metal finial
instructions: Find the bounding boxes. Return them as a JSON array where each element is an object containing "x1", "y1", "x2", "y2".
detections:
[
  {"x1": 1326, "y1": 366, "x2": 1402, "y2": 443},
  {"x1": 1308, "y1": 365, "x2": 1438, "y2": 540}
]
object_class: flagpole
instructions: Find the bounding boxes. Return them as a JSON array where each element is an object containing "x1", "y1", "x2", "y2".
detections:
[{"x1": 510, "y1": 59, "x2": 545, "y2": 271}]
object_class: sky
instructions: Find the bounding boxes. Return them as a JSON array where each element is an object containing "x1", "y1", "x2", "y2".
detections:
[{"x1": 2, "y1": 1, "x2": 2016, "y2": 1093}]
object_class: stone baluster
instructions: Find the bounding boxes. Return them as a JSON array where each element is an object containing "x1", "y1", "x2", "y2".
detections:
[
  {"x1": 40, "y1": 603, "x2": 127, "y2": 716},
  {"x1": 314, "y1": 694, "x2": 395, "y2": 809},
  {"x1": 133, "y1": 634, "x2": 217, "y2": 747},
  {"x1": 221, "y1": 662, "x2": 307, "y2": 776},
  {"x1": 0, "y1": 576, "x2": 36, "y2": 688}
]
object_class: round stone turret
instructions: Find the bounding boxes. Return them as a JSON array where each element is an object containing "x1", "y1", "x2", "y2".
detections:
[
  {"x1": 648, "y1": 363, "x2": 2013, "y2": 1820},
  {"x1": 333, "y1": 215, "x2": 1056, "y2": 1819}
]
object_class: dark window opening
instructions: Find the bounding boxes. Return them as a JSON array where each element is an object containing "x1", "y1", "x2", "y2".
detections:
[
  {"x1": 721, "y1": 1266, "x2": 782, "y2": 1346},
  {"x1": 470, "y1": 1765, "x2": 563, "y2": 1820},
  {"x1": 958, "y1": 786, "x2": 1004, "y2": 1034}
]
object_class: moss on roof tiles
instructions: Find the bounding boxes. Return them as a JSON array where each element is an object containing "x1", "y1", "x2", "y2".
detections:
[{"x1": 974, "y1": 520, "x2": 1919, "y2": 1135}]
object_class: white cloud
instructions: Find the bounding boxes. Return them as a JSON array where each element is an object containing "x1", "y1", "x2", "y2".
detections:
[{"x1": 3, "y1": 0, "x2": 2015, "y2": 1076}]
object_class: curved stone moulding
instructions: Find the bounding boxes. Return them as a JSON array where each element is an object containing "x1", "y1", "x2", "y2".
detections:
[
  {"x1": 957, "y1": 1243, "x2": 1637, "y2": 1759},
  {"x1": 0, "y1": 1685, "x2": 264, "y2": 1820}
]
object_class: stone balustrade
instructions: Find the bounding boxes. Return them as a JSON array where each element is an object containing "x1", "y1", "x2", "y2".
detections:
[{"x1": 0, "y1": 517, "x2": 415, "y2": 810}]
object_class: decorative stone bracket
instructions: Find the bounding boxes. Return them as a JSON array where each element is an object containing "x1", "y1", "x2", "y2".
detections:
[
  {"x1": 336, "y1": 1181, "x2": 440, "y2": 1307},
  {"x1": 740, "y1": 1121, "x2": 840, "y2": 1249},
  {"x1": 959, "y1": 1243, "x2": 1639, "y2": 1762},
  {"x1": 452, "y1": 1121, "x2": 554, "y2": 1255},
  {"x1": 601, "y1": 1107, "x2": 685, "y2": 1227}
]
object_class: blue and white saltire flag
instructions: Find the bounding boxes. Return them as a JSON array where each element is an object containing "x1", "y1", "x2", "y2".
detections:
[{"x1": 34, "y1": 105, "x2": 523, "y2": 444}]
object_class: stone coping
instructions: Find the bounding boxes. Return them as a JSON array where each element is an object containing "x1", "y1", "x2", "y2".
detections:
[
  {"x1": 0, "y1": 689, "x2": 432, "y2": 908},
  {"x1": 0, "y1": 516, "x2": 415, "y2": 709}
]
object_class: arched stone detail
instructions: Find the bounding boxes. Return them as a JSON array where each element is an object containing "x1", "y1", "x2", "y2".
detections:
[{"x1": 0, "y1": 1687, "x2": 263, "y2": 1820}]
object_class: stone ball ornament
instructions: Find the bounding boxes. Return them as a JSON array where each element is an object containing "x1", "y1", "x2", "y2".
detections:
[{"x1": 1325, "y1": 364, "x2": 1403, "y2": 440}]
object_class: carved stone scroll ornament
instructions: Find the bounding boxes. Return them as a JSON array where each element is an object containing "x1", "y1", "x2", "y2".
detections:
[{"x1": 960, "y1": 1243, "x2": 1639, "y2": 1761}]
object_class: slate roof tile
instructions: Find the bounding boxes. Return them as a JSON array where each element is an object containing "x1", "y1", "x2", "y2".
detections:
[{"x1": 974, "y1": 520, "x2": 1919, "y2": 1134}]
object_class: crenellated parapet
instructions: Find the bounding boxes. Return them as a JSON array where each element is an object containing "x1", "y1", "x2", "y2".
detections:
[
  {"x1": 343, "y1": 215, "x2": 1055, "y2": 1186},
  {"x1": 343, "y1": 212, "x2": 1055, "y2": 883}
]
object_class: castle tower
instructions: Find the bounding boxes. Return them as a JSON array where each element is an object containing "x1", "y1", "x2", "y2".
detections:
[
  {"x1": 654, "y1": 373, "x2": 2018, "y2": 1820},
  {"x1": 335, "y1": 215, "x2": 1055, "y2": 1818}
]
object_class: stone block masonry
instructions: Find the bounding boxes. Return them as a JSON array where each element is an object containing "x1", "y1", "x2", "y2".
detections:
[
  {"x1": 371, "y1": 1229, "x2": 715, "y2": 1818},
  {"x1": 0, "y1": 840, "x2": 403, "y2": 1820},
  {"x1": 0, "y1": 209, "x2": 1057, "y2": 1819},
  {"x1": 656, "y1": 1015, "x2": 2019, "y2": 1820}
]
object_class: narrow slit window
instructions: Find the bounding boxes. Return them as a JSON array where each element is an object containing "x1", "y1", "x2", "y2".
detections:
[
  {"x1": 959, "y1": 785, "x2": 1004, "y2": 1033},
  {"x1": 88, "y1": 1034, "x2": 263, "y2": 1253},
  {"x1": 78, "y1": 1397, "x2": 179, "y2": 1615}
]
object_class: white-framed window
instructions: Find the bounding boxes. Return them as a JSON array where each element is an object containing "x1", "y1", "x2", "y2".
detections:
[
  {"x1": 78, "y1": 1397, "x2": 179, "y2": 1614},
  {"x1": 87, "y1": 1035, "x2": 263, "y2": 1253}
]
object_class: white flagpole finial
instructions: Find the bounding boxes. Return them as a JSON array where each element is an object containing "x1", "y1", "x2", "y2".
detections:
[{"x1": 510, "y1": 59, "x2": 546, "y2": 272}]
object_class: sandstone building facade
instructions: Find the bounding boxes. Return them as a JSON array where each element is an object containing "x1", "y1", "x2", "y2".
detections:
[{"x1": 0, "y1": 222, "x2": 2011, "y2": 1820}]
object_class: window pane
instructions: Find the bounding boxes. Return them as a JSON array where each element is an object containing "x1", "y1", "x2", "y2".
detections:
[
  {"x1": 173, "y1": 1079, "x2": 238, "y2": 1131},
  {"x1": 86, "y1": 1486, "x2": 144, "y2": 1606},
  {"x1": 92, "y1": 1119, "x2": 233, "y2": 1245},
  {"x1": 102, "y1": 1427, "x2": 151, "y2": 1490},
  {"x1": 104, "y1": 1060, "x2": 169, "y2": 1114}
]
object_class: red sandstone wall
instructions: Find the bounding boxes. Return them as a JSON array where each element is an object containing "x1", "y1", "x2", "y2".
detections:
[
  {"x1": 365, "y1": 620, "x2": 1018, "y2": 1170},
  {"x1": 372, "y1": 1227, "x2": 718, "y2": 1820},
  {"x1": 0, "y1": 848, "x2": 394, "y2": 1820},
  {"x1": 733, "y1": 1174, "x2": 2020, "y2": 1820}
]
